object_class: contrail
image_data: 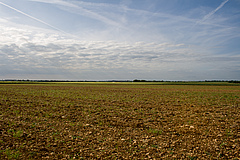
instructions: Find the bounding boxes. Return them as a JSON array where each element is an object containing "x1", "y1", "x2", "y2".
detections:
[
  {"x1": 197, "y1": 0, "x2": 229, "y2": 24},
  {"x1": 0, "y1": 1, "x2": 71, "y2": 36}
]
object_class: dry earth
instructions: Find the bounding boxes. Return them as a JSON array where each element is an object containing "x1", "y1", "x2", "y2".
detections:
[{"x1": 0, "y1": 83, "x2": 240, "y2": 159}]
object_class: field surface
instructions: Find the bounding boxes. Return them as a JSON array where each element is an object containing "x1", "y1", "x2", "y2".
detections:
[{"x1": 0, "y1": 82, "x2": 240, "y2": 159}]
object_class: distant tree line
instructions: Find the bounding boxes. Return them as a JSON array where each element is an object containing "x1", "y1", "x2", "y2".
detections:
[
  {"x1": 0, "y1": 79, "x2": 239, "y2": 83},
  {"x1": 205, "y1": 80, "x2": 240, "y2": 83},
  {"x1": 228, "y1": 80, "x2": 240, "y2": 83}
]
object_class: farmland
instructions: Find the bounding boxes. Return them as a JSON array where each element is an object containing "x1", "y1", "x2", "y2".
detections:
[{"x1": 0, "y1": 82, "x2": 240, "y2": 159}]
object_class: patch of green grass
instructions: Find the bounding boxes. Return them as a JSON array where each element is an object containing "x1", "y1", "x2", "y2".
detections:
[
  {"x1": 220, "y1": 142, "x2": 227, "y2": 148},
  {"x1": 148, "y1": 128, "x2": 162, "y2": 135},
  {"x1": 188, "y1": 156, "x2": 198, "y2": 160},
  {"x1": 7, "y1": 129, "x2": 24, "y2": 138},
  {"x1": 13, "y1": 130, "x2": 24, "y2": 138},
  {"x1": 151, "y1": 145, "x2": 158, "y2": 148},
  {"x1": 2, "y1": 148, "x2": 21, "y2": 159},
  {"x1": 226, "y1": 129, "x2": 232, "y2": 137}
]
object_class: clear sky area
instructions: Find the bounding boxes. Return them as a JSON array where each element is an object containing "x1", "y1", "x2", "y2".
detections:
[{"x1": 0, "y1": 0, "x2": 240, "y2": 81}]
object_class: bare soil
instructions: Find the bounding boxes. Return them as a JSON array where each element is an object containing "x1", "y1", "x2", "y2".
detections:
[{"x1": 0, "y1": 84, "x2": 240, "y2": 159}]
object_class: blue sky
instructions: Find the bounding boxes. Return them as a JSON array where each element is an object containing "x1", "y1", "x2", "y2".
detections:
[{"x1": 0, "y1": 0, "x2": 240, "y2": 80}]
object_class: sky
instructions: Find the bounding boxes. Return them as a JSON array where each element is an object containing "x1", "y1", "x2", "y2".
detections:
[{"x1": 0, "y1": 0, "x2": 240, "y2": 81}]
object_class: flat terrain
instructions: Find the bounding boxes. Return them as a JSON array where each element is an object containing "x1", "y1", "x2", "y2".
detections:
[{"x1": 0, "y1": 82, "x2": 240, "y2": 159}]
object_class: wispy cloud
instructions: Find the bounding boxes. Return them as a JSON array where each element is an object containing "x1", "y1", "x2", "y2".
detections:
[
  {"x1": 197, "y1": 0, "x2": 229, "y2": 24},
  {"x1": 0, "y1": 1, "x2": 68, "y2": 33},
  {"x1": 29, "y1": 0, "x2": 128, "y2": 30},
  {"x1": 28, "y1": 0, "x2": 197, "y2": 41}
]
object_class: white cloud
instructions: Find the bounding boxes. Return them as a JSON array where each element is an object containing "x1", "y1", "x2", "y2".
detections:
[{"x1": 0, "y1": 21, "x2": 201, "y2": 78}]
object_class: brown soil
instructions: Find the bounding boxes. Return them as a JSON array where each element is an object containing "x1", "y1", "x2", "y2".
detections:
[{"x1": 0, "y1": 84, "x2": 239, "y2": 159}]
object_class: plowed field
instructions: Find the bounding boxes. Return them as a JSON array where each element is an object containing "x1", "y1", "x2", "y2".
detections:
[{"x1": 0, "y1": 83, "x2": 240, "y2": 159}]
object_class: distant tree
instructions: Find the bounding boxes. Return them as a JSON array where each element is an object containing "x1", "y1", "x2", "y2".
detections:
[
  {"x1": 133, "y1": 79, "x2": 147, "y2": 82},
  {"x1": 133, "y1": 79, "x2": 140, "y2": 82}
]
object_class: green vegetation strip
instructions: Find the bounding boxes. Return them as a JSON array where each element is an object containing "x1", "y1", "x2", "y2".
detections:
[{"x1": 1, "y1": 81, "x2": 240, "y2": 86}]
